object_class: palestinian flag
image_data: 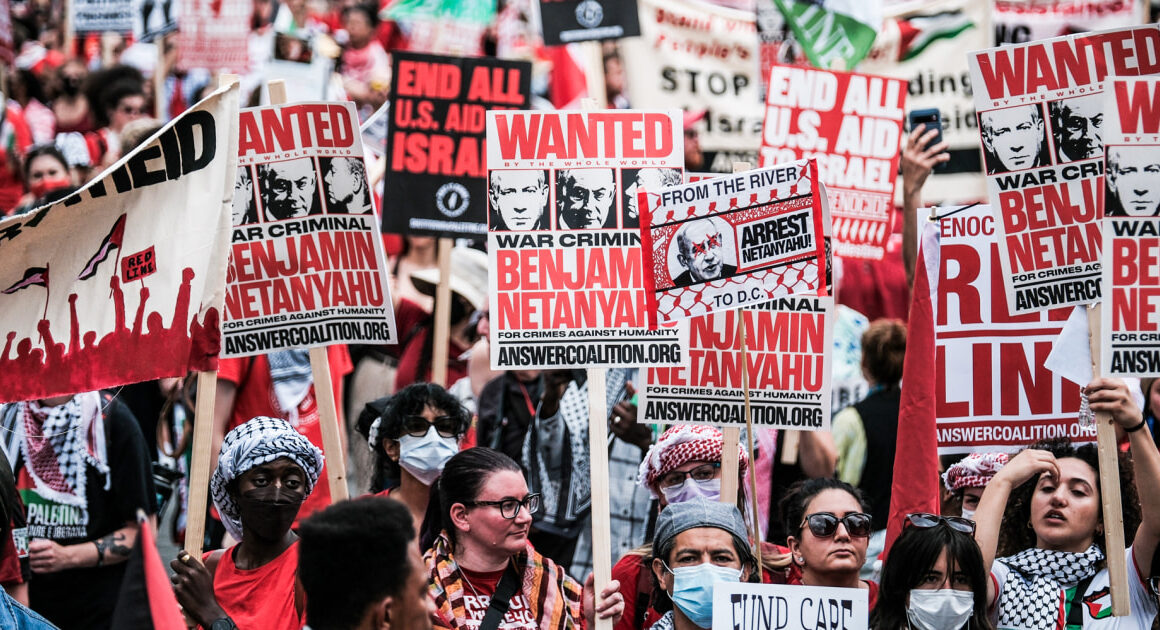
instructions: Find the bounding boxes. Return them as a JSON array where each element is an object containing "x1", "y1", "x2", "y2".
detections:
[
  {"x1": 896, "y1": 11, "x2": 974, "y2": 61},
  {"x1": 109, "y1": 513, "x2": 186, "y2": 629},
  {"x1": 77, "y1": 213, "x2": 125, "y2": 280},
  {"x1": 1, "y1": 266, "x2": 48, "y2": 294}
]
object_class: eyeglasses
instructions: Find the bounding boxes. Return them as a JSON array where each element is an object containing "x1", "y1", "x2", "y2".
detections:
[
  {"x1": 399, "y1": 415, "x2": 461, "y2": 438},
  {"x1": 800, "y1": 512, "x2": 873, "y2": 539},
  {"x1": 660, "y1": 463, "x2": 721, "y2": 490},
  {"x1": 467, "y1": 494, "x2": 541, "y2": 519},
  {"x1": 117, "y1": 105, "x2": 146, "y2": 116},
  {"x1": 1148, "y1": 576, "x2": 1160, "y2": 598},
  {"x1": 905, "y1": 512, "x2": 976, "y2": 536}
]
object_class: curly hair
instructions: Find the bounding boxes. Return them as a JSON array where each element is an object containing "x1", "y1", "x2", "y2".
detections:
[{"x1": 997, "y1": 438, "x2": 1139, "y2": 558}]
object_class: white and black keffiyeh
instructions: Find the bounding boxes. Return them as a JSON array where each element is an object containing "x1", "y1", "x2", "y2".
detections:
[
  {"x1": 524, "y1": 380, "x2": 590, "y2": 530},
  {"x1": 268, "y1": 349, "x2": 313, "y2": 424},
  {"x1": 996, "y1": 544, "x2": 1104, "y2": 629},
  {"x1": 210, "y1": 416, "x2": 324, "y2": 542}
]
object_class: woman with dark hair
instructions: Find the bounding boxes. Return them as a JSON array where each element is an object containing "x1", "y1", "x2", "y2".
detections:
[
  {"x1": 870, "y1": 514, "x2": 993, "y2": 630},
  {"x1": 357, "y1": 383, "x2": 470, "y2": 528},
  {"x1": 423, "y1": 447, "x2": 624, "y2": 629},
  {"x1": 780, "y1": 478, "x2": 878, "y2": 608},
  {"x1": 13, "y1": 144, "x2": 72, "y2": 215},
  {"x1": 977, "y1": 378, "x2": 1160, "y2": 628}
]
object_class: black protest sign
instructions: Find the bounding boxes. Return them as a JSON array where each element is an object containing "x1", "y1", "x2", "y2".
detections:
[
  {"x1": 383, "y1": 53, "x2": 532, "y2": 239},
  {"x1": 538, "y1": 0, "x2": 640, "y2": 46}
]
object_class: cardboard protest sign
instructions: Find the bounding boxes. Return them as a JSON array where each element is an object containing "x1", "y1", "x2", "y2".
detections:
[
  {"x1": 176, "y1": 0, "x2": 249, "y2": 73},
  {"x1": 640, "y1": 158, "x2": 829, "y2": 326},
  {"x1": 968, "y1": 25, "x2": 1160, "y2": 315},
  {"x1": 641, "y1": 296, "x2": 833, "y2": 430},
  {"x1": 223, "y1": 101, "x2": 396, "y2": 357},
  {"x1": 134, "y1": 0, "x2": 180, "y2": 41},
  {"x1": 537, "y1": 0, "x2": 641, "y2": 45},
  {"x1": 994, "y1": 0, "x2": 1142, "y2": 46},
  {"x1": 73, "y1": 0, "x2": 135, "y2": 33},
  {"x1": 859, "y1": 0, "x2": 990, "y2": 203},
  {"x1": 933, "y1": 204, "x2": 1093, "y2": 454},
  {"x1": 383, "y1": 53, "x2": 532, "y2": 239},
  {"x1": 713, "y1": 581, "x2": 869, "y2": 630},
  {"x1": 0, "y1": 85, "x2": 239, "y2": 403},
  {"x1": 485, "y1": 109, "x2": 687, "y2": 369},
  {"x1": 761, "y1": 65, "x2": 906, "y2": 260},
  {"x1": 620, "y1": 0, "x2": 762, "y2": 158},
  {"x1": 1101, "y1": 76, "x2": 1160, "y2": 377}
]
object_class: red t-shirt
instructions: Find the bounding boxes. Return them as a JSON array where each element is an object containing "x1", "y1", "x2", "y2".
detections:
[
  {"x1": 207, "y1": 542, "x2": 303, "y2": 630},
  {"x1": 390, "y1": 299, "x2": 468, "y2": 390},
  {"x1": 218, "y1": 345, "x2": 352, "y2": 523},
  {"x1": 458, "y1": 567, "x2": 537, "y2": 630}
]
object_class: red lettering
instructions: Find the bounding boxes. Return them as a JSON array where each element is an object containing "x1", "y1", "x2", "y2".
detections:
[{"x1": 1116, "y1": 80, "x2": 1160, "y2": 135}]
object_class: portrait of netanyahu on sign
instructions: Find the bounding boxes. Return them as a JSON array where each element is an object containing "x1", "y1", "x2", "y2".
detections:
[
  {"x1": 233, "y1": 166, "x2": 259, "y2": 225},
  {"x1": 980, "y1": 104, "x2": 1051, "y2": 175},
  {"x1": 670, "y1": 216, "x2": 737, "y2": 288},
  {"x1": 556, "y1": 168, "x2": 616, "y2": 229},
  {"x1": 1105, "y1": 145, "x2": 1160, "y2": 217},
  {"x1": 259, "y1": 157, "x2": 323, "y2": 221},
  {"x1": 488, "y1": 169, "x2": 549, "y2": 231},
  {"x1": 321, "y1": 157, "x2": 373, "y2": 214},
  {"x1": 1049, "y1": 93, "x2": 1103, "y2": 163},
  {"x1": 623, "y1": 167, "x2": 681, "y2": 229}
]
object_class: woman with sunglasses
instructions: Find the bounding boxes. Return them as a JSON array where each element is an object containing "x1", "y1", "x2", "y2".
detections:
[
  {"x1": 780, "y1": 478, "x2": 878, "y2": 608},
  {"x1": 358, "y1": 383, "x2": 470, "y2": 530},
  {"x1": 976, "y1": 378, "x2": 1160, "y2": 628},
  {"x1": 423, "y1": 447, "x2": 624, "y2": 629},
  {"x1": 871, "y1": 514, "x2": 993, "y2": 630}
]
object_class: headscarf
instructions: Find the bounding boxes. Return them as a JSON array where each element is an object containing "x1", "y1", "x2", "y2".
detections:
[
  {"x1": 637, "y1": 424, "x2": 749, "y2": 498},
  {"x1": 210, "y1": 417, "x2": 323, "y2": 542},
  {"x1": 942, "y1": 452, "x2": 1008, "y2": 492}
]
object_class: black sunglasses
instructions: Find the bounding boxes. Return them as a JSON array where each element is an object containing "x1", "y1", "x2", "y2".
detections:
[
  {"x1": 800, "y1": 512, "x2": 872, "y2": 539},
  {"x1": 399, "y1": 414, "x2": 461, "y2": 438},
  {"x1": 906, "y1": 512, "x2": 976, "y2": 536}
]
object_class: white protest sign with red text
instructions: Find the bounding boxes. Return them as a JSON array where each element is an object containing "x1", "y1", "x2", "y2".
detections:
[
  {"x1": 176, "y1": 0, "x2": 249, "y2": 73},
  {"x1": 485, "y1": 109, "x2": 687, "y2": 370},
  {"x1": 761, "y1": 65, "x2": 906, "y2": 261},
  {"x1": 223, "y1": 101, "x2": 396, "y2": 357},
  {"x1": 934, "y1": 204, "x2": 1094, "y2": 454},
  {"x1": 968, "y1": 25, "x2": 1160, "y2": 315},
  {"x1": 1102, "y1": 76, "x2": 1160, "y2": 377},
  {"x1": 641, "y1": 296, "x2": 833, "y2": 430},
  {"x1": 640, "y1": 158, "x2": 829, "y2": 327}
]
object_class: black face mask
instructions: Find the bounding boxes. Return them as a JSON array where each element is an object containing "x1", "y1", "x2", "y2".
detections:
[
  {"x1": 60, "y1": 77, "x2": 82, "y2": 96},
  {"x1": 236, "y1": 487, "x2": 304, "y2": 542}
]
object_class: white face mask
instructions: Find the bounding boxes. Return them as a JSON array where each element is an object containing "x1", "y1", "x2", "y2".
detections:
[
  {"x1": 660, "y1": 477, "x2": 721, "y2": 504},
  {"x1": 397, "y1": 426, "x2": 458, "y2": 486},
  {"x1": 907, "y1": 589, "x2": 974, "y2": 630},
  {"x1": 960, "y1": 507, "x2": 975, "y2": 521}
]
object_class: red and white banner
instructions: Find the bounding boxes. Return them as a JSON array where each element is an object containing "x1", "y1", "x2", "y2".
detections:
[
  {"x1": 640, "y1": 158, "x2": 829, "y2": 327},
  {"x1": 485, "y1": 109, "x2": 687, "y2": 369},
  {"x1": 0, "y1": 85, "x2": 239, "y2": 403},
  {"x1": 176, "y1": 0, "x2": 250, "y2": 73},
  {"x1": 761, "y1": 65, "x2": 906, "y2": 261},
  {"x1": 994, "y1": 0, "x2": 1144, "y2": 46},
  {"x1": 1101, "y1": 75, "x2": 1160, "y2": 376},
  {"x1": 968, "y1": 25, "x2": 1160, "y2": 314},
  {"x1": 641, "y1": 296, "x2": 833, "y2": 430},
  {"x1": 932, "y1": 204, "x2": 1093, "y2": 454},
  {"x1": 223, "y1": 101, "x2": 396, "y2": 357}
]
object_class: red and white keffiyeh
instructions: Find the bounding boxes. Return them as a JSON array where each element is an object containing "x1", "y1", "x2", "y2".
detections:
[
  {"x1": 637, "y1": 425, "x2": 749, "y2": 497},
  {"x1": 943, "y1": 452, "x2": 1008, "y2": 492}
]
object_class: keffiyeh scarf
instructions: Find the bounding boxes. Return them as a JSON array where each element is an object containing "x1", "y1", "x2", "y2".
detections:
[
  {"x1": 637, "y1": 424, "x2": 749, "y2": 497},
  {"x1": 268, "y1": 349, "x2": 313, "y2": 424},
  {"x1": 6, "y1": 392, "x2": 108, "y2": 510},
  {"x1": 996, "y1": 544, "x2": 1104, "y2": 629},
  {"x1": 524, "y1": 379, "x2": 590, "y2": 532},
  {"x1": 210, "y1": 416, "x2": 324, "y2": 542},
  {"x1": 425, "y1": 532, "x2": 582, "y2": 630}
]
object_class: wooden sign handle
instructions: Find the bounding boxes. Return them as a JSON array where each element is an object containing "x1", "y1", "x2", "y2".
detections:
[
  {"x1": 430, "y1": 237, "x2": 454, "y2": 387},
  {"x1": 587, "y1": 367, "x2": 613, "y2": 630}
]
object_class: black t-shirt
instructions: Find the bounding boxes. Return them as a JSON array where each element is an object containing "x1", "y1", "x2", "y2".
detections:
[{"x1": 15, "y1": 397, "x2": 157, "y2": 630}]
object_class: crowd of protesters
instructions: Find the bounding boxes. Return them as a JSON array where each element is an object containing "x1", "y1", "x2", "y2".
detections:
[{"x1": 4, "y1": 0, "x2": 1160, "y2": 629}]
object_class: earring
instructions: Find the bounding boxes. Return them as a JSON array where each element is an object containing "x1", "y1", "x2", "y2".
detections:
[{"x1": 795, "y1": 556, "x2": 805, "y2": 566}]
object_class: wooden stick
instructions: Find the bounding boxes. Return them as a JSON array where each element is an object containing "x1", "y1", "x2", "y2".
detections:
[
  {"x1": 719, "y1": 161, "x2": 752, "y2": 512},
  {"x1": 154, "y1": 35, "x2": 167, "y2": 120},
  {"x1": 184, "y1": 370, "x2": 218, "y2": 557},
  {"x1": 430, "y1": 237, "x2": 454, "y2": 387},
  {"x1": 310, "y1": 347, "x2": 349, "y2": 502},
  {"x1": 581, "y1": 42, "x2": 607, "y2": 109},
  {"x1": 1087, "y1": 304, "x2": 1130, "y2": 616},
  {"x1": 780, "y1": 431, "x2": 800, "y2": 465},
  {"x1": 267, "y1": 79, "x2": 287, "y2": 105},
  {"x1": 586, "y1": 367, "x2": 613, "y2": 630}
]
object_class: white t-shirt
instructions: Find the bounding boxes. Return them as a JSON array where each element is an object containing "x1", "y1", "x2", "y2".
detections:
[{"x1": 991, "y1": 546, "x2": 1157, "y2": 629}]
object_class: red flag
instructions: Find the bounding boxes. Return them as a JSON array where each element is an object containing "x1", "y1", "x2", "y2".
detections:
[
  {"x1": 542, "y1": 44, "x2": 588, "y2": 109},
  {"x1": 110, "y1": 513, "x2": 186, "y2": 629},
  {"x1": 883, "y1": 219, "x2": 941, "y2": 556},
  {"x1": 77, "y1": 213, "x2": 126, "y2": 280},
  {"x1": 1, "y1": 266, "x2": 48, "y2": 294}
]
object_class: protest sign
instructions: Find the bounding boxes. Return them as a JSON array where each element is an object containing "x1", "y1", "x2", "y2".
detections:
[
  {"x1": 223, "y1": 101, "x2": 396, "y2": 357},
  {"x1": 176, "y1": 0, "x2": 249, "y2": 73},
  {"x1": 73, "y1": 0, "x2": 134, "y2": 33},
  {"x1": 385, "y1": 0, "x2": 495, "y2": 56},
  {"x1": 1101, "y1": 76, "x2": 1160, "y2": 377},
  {"x1": 995, "y1": 0, "x2": 1142, "y2": 46},
  {"x1": 771, "y1": 0, "x2": 881, "y2": 71},
  {"x1": 382, "y1": 53, "x2": 532, "y2": 239},
  {"x1": 134, "y1": 0, "x2": 179, "y2": 41},
  {"x1": 620, "y1": 0, "x2": 763, "y2": 158},
  {"x1": 641, "y1": 296, "x2": 833, "y2": 430},
  {"x1": 537, "y1": 0, "x2": 640, "y2": 45},
  {"x1": 859, "y1": 0, "x2": 989, "y2": 202},
  {"x1": 640, "y1": 158, "x2": 829, "y2": 326},
  {"x1": 713, "y1": 581, "x2": 869, "y2": 630},
  {"x1": 0, "y1": 85, "x2": 239, "y2": 403},
  {"x1": 932, "y1": 204, "x2": 1093, "y2": 454},
  {"x1": 485, "y1": 109, "x2": 687, "y2": 369},
  {"x1": 761, "y1": 65, "x2": 906, "y2": 260},
  {"x1": 968, "y1": 25, "x2": 1160, "y2": 314}
]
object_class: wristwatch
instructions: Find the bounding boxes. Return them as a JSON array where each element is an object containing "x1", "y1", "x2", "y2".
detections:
[{"x1": 209, "y1": 618, "x2": 238, "y2": 630}]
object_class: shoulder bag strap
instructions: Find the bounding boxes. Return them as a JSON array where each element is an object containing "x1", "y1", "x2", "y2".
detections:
[{"x1": 478, "y1": 565, "x2": 521, "y2": 630}]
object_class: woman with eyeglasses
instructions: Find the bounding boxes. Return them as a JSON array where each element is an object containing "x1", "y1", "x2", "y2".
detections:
[
  {"x1": 357, "y1": 383, "x2": 470, "y2": 531},
  {"x1": 423, "y1": 447, "x2": 624, "y2": 629},
  {"x1": 976, "y1": 378, "x2": 1160, "y2": 629},
  {"x1": 870, "y1": 514, "x2": 993, "y2": 630},
  {"x1": 780, "y1": 478, "x2": 878, "y2": 608}
]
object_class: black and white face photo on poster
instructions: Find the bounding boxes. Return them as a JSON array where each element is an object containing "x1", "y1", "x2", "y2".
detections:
[
  {"x1": 556, "y1": 168, "x2": 615, "y2": 229},
  {"x1": 489, "y1": 169, "x2": 549, "y2": 231},
  {"x1": 259, "y1": 157, "x2": 322, "y2": 221},
  {"x1": 670, "y1": 215, "x2": 735, "y2": 287},
  {"x1": 1049, "y1": 93, "x2": 1103, "y2": 164},
  {"x1": 321, "y1": 157, "x2": 373, "y2": 214},
  {"x1": 623, "y1": 167, "x2": 681, "y2": 229},
  {"x1": 1106, "y1": 145, "x2": 1160, "y2": 217},
  {"x1": 980, "y1": 104, "x2": 1050, "y2": 174},
  {"x1": 233, "y1": 166, "x2": 258, "y2": 225}
]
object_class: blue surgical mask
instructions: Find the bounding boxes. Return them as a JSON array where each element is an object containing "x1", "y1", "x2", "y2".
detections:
[
  {"x1": 397, "y1": 426, "x2": 458, "y2": 485},
  {"x1": 665, "y1": 561, "x2": 742, "y2": 629},
  {"x1": 661, "y1": 477, "x2": 721, "y2": 504}
]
